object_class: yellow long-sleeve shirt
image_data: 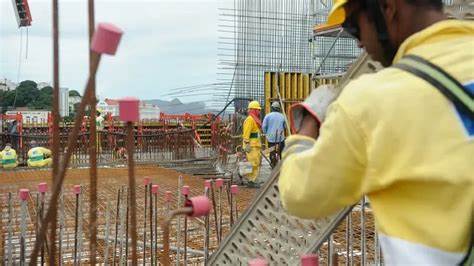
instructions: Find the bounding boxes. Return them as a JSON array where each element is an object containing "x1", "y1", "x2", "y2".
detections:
[
  {"x1": 279, "y1": 20, "x2": 473, "y2": 265},
  {"x1": 242, "y1": 116, "x2": 262, "y2": 147}
]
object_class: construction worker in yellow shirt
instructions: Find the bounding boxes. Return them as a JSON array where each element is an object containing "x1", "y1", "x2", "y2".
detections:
[
  {"x1": 96, "y1": 108, "x2": 105, "y2": 153},
  {"x1": 27, "y1": 140, "x2": 52, "y2": 168},
  {"x1": 242, "y1": 100, "x2": 263, "y2": 188},
  {"x1": 0, "y1": 143, "x2": 18, "y2": 169},
  {"x1": 279, "y1": 0, "x2": 473, "y2": 264}
]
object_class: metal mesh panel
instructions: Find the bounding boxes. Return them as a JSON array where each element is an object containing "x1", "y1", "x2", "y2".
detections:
[{"x1": 208, "y1": 167, "x2": 351, "y2": 265}]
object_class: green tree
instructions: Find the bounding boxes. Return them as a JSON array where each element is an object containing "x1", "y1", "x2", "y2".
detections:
[{"x1": 69, "y1": 90, "x2": 81, "y2": 97}]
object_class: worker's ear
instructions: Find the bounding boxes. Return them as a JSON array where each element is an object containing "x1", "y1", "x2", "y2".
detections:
[{"x1": 381, "y1": 0, "x2": 397, "y2": 25}]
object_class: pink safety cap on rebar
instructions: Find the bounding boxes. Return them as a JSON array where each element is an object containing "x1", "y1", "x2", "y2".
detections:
[
  {"x1": 73, "y1": 185, "x2": 81, "y2": 195},
  {"x1": 19, "y1": 189, "x2": 30, "y2": 201},
  {"x1": 230, "y1": 185, "x2": 239, "y2": 195},
  {"x1": 151, "y1": 184, "x2": 159, "y2": 194},
  {"x1": 119, "y1": 97, "x2": 140, "y2": 122},
  {"x1": 215, "y1": 178, "x2": 224, "y2": 188},
  {"x1": 181, "y1": 185, "x2": 190, "y2": 196},
  {"x1": 185, "y1": 196, "x2": 211, "y2": 217},
  {"x1": 143, "y1": 176, "x2": 151, "y2": 186},
  {"x1": 204, "y1": 180, "x2": 211, "y2": 189},
  {"x1": 38, "y1": 182, "x2": 48, "y2": 193},
  {"x1": 300, "y1": 254, "x2": 319, "y2": 266},
  {"x1": 165, "y1": 191, "x2": 172, "y2": 202},
  {"x1": 248, "y1": 258, "x2": 268, "y2": 266},
  {"x1": 91, "y1": 22, "x2": 123, "y2": 55}
]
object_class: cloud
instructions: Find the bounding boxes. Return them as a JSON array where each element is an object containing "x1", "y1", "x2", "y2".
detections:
[{"x1": 0, "y1": 0, "x2": 221, "y2": 103}]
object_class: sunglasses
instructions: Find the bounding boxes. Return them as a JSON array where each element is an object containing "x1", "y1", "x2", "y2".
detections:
[{"x1": 342, "y1": 9, "x2": 361, "y2": 40}]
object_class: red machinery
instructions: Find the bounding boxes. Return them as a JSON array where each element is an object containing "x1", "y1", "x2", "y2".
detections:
[{"x1": 11, "y1": 0, "x2": 32, "y2": 27}]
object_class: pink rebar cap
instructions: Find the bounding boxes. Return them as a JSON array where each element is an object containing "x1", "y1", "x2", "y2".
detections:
[
  {"x1": 204, "y1": 180, "x2": 211, "y2": 189},
  {"x1": 165, "y1": 191, "x2": 172, "y2": 202},
  {"x1": 215, "y1": 178, "x2": 224, "y2": 188},
  {"x1": 119, "y1": 97, "x2": 140, "y2": 122},
  {"x1": 38, "y1": 182, "x2": 48, "y2": 193},
  {"x1": 19, "y1": 189, "x2": 30, "y2": 201},
  {"x1": 181, "y1": 185, "x2": 190, "y2": 196},
  {"x1": 230, "y1": 185, "x2": 239, "y2": 195},
  {"x1": 300, "y1": 254, "x2": 319, "y2": 266},
  {"x1": 143, "y1": 176, "x2": 151, "y2": 186},
  {"x1": 185, "y1": 196, "x2": 211, "y2": 217},
  {"x1": 248, "y1": 258, "x2": 268, "y2": 266},
  {"x1": 91, "y1": 22, "x2": 123, "y2": 55},
  {"x1": 152, "y1": 184, "x2": 159, "y2": 194},
  {"x1": 73, "y1": 185, "x2": 81, "y2": 195}
]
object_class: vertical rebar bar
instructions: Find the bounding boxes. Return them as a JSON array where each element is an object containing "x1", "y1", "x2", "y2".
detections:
[
  {"x1": 104, "y1": 199, "x2": 111, "y2": 265},
  {"x1": 361, "y1": 197, "x2": 366, "y2": 266},
  {"x1": 20, "y1": 194, "x2": 28, "y2": 266},
  {"x1": 74, "y1": 191, "x2": 79, "y2": 265},
  {"x1": 175, "y1": 175, "x2": 183, "y2": 265},
  {"x1": 143, "y1": 183, "x2": 148, "y2": 265},
  {"x1": 149, "y1": 184, "x2": 153, "y2": 266},
  {"x1": 346, "y1": 213, "x2": 352, "y2": 266},
  {"x1": 51, "y1": 0, "x2": 60, "y2": 262},
  {"x1": 87, "y1": 0, "x2": 98, "y2": 261},
  {"x1": 59, "y1": 191, "x2": 64, "y2": 265},
  {"x1": 125, "y1": 187, "x2": 130, "y2": 263},
  {"x1": 113, "y1": 188, "x2": 121, "y2": 265},
  {"x1": 126, "y1": 121, "x2": 138, "y2": 265},
  {"x1": 204, "y1": 186, "x2": 210, "y2": 265},
  {"x1": 7, "y1": 193, "x2": 13, "y2": 266}
]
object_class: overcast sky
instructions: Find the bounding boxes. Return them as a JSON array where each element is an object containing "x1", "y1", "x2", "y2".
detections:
[{"x1": 0, "y1": 0, "x2": 223, "y2": 102}]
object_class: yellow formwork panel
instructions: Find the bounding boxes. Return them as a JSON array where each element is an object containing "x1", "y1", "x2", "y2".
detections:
[
  {"x1": 264, "y1": 72, "x2": 271, "y2": 115},
  {"x1": 264, "y1": 71, "x2": 314, "y2": 115},
  {"x1": 264, "y1": 72, "x2": 342, "y2": 117}
]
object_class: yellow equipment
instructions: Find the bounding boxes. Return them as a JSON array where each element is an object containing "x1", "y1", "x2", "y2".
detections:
[
  {"x1": 0, "y1": 146, "x2": 18, "y2": 169},
  {"x1": 27, "y1": 147, "x2": 52, "y2": 168}
]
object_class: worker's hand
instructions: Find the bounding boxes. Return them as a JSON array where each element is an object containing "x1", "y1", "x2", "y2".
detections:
[
  {"x1": 298, "y1": 113, "x2": 320, "y2": 139},
  {"x1": 289, "y1": 84, "x2": 340, "y2": 135},
  {"x1": 243, "y1": 145, "x2": 251, "y2": 153}
]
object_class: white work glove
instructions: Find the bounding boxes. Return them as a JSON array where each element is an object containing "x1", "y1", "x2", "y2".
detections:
[
  {"x1": 243, "y1": 144, "x2": 251, "y2": 153},
  {"x1": 289, "y1": 84, "x2": 341, "y2": 133}
]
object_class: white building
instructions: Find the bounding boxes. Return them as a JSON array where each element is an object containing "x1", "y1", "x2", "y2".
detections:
[
  {"x1": 5, "y1": 110, "x2": 51, "y2": 124},
  {"x1": 59, "y1": 87, "x2": 69, "y2": 117},
  {"x1": 0, "y1": 78, "x2": 17, "y2": 91},
  {"x1": 97, "y1": 99, "x2": 160, "y2": 120},
  {"x1": 69, "y1": 95, "x2": 82, "y2": 113}
]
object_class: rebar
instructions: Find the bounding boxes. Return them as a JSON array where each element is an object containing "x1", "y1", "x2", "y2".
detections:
[
  {"x1": 113, "y1": 188, "x2": 121, "y2": 265},
  {"x1": 20, "y1": 196, "x2": 27, "y2": 266},
  {"x1": 126, "y1": 121, "x2": 138, "y2": 265},
  {"x1": 104, "y1": 199, "x2": 111, "y2": 265}
]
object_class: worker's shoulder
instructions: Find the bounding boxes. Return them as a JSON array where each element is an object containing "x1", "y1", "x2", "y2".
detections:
[
  {"x1": 244, "y1": 115, "x2": 255, "y2": 124},
  {"x1": 266, "y1": 112, "x2": 284, "y2": 119},
  {"x1": 337, "y1": 67, "x2": 406, "y2": 107}
]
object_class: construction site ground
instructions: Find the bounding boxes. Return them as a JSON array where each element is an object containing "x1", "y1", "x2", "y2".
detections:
[{"x1": 0, "y1": 164, "x2": 377, "y2": 265}]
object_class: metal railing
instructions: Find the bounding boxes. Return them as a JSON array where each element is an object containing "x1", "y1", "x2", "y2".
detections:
[{"x1": 0, "y1": 129, "x2": 198, "y2": 168}]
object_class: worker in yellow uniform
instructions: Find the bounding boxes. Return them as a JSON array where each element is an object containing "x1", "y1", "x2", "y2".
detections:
[
  {"x1": 27, "y1": 140, "x2": 52, "y2": 168},
  {"x1": 279, "y1": 0, "x2": 473, "y2": 265},
  {"x1": 0, "y1": 143, "x2": 18, "y2": 169},
  {"x1": 242, "y1": 100, "x2": 262, "y2": 188}
]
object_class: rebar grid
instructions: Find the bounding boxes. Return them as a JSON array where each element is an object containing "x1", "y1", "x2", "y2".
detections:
[{"x1": 0, "y1": 166, "x2": 256, "y2": 264}]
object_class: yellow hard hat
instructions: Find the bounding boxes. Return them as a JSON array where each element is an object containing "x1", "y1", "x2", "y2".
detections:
[
  {"x1": 97, "y1": 108, "x2": 104, "y2": 114},
  {"x1": 247, "y1": 100, "x2": 261, "y2": 110},
  {"x1": 327, "y1": 0, "x2": 348, "y2": 26}
]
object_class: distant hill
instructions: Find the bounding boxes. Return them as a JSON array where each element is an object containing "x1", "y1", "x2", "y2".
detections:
[{"x1": 144, "y1": 98, "x2": 219, "y2": 114}]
